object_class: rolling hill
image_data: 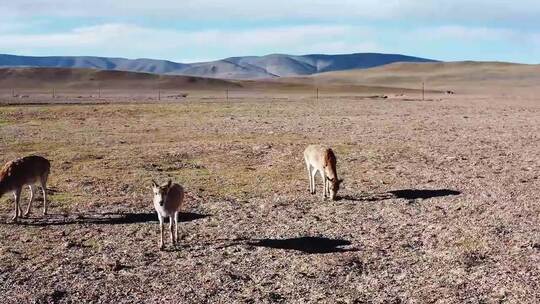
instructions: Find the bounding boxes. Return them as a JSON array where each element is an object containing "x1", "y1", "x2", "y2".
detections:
[
  {"x1": 0, "y1": 68, "x2": 240, "y2": 89},
  {"x1": 285, "y1": 61, "x2": 540, "y2": 93},
  {"x1": 2, "y1": 61, "x2": 536, "y2": 95},
  {"x1": 0, "y1": 53, "x2": 437, "y2": 80},
  {"x1": 0, "y1": 67, "x2": 428, "y2": 95}
]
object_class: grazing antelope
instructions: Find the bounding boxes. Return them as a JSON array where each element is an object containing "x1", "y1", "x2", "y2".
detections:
[
  {"x1": 304, "y1": 145, "x2": 343, "y2": 200},
  {"x1": 0, "y1": 155, "x2": 50, "y2": 222},
  {"x1": 152, "y1": 179, "x2": 184, "y2": 250}
]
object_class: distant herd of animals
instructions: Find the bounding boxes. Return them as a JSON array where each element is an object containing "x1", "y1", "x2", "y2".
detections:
[{"x1": 0, "y1": 145, "x2": 342, "y2": 250}]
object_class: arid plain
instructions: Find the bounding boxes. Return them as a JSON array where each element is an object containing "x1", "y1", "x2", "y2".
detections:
[{"x1": 0, "y1": 63, "x2": 539, "y2": 303}]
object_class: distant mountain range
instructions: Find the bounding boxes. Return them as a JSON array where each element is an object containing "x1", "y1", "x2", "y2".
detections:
[{"x1": 0, "y1": 53, "x2": 438, "y2": 80}]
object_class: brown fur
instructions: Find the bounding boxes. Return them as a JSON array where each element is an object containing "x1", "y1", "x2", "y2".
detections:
[
  {"x1": 152, "y1": 179, "x2": 185, "y2": 250},
  {"x1": 304, "y1": 145, "x2": 343, "y2": 200},
  {"x1": 324, "y1": 149, "x2": 338, "y2": 180},
  {"x1": 0, "y1": 156, "x2": 50, "y2": 196},
  {"x1": 0, "y1": 155, "x2": 50, "y2": 221}
]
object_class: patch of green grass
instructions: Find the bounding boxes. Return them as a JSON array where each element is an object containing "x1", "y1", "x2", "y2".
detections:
[
  {"x1": 0, "y1": 196, "x2": 12, "y2": 205},
  {"x1": 172, "y1": 167, "x2": 212, "y2": 181},
  {"x1": 5, "y1": 141, "x2": 51, "y2": 154},
  {"x1": 333, "y1": 143, "x2": 357, "y2": 155},
  {"x1": 0, "y1": 118, "x2": 10, "y2": 127},
  {"x1": 168, "y1": 167, "x2": 218, "y2": 193},
  {"x1": 218, "y1": 168, "x2": 262, "y2": 199},
  {"x1": 52, "y1": 192, "x2": 76, "y2": 204},
  {"x1": 456, "y1": 233, "x2": 489, "y2": 254},
  {"x1": 167, "y1": 161, "x2": 278, "y2": 200},
  {"x1": 83, "y1": 239, "x2": 103, "y2": 252}
]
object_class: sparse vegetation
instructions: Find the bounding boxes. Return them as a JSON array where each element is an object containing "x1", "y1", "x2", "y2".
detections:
[{"x1": 0, "y1": 93, "x2": 538, "y2": 303}]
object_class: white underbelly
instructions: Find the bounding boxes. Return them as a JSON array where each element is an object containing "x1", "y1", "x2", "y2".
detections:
[{"x1": 153, "y1": 203, "x2": 175, "y2": 218}]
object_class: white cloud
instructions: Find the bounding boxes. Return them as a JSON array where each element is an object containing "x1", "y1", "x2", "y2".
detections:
[
  {"x1": 0, "y1": 23, "x2": 379, "y2": 60},
  {"x1": 410, "y1": 25, "x2": 540, "y2": 49},
  {"x1": 414, "y1": 26, "x2": 517, "y2": 41},
  {"x1": 0, "y1": 24, "x2": 127, "y2": 47},
  {"x1": 2, "y1": 0, "x2": 540, "y2": 23},
  {"x1": 0, "y1": 20, "x2": 537, "y2": 63},
  {"x1": 299, "y1": 41, "x2": 382, "y2": 54},
  {"x1": 0, "y1": 22, "x2": 27, "y2": 33},
  {"x1": 392, "y1": 25, "x2": 540, "y2": 63}
]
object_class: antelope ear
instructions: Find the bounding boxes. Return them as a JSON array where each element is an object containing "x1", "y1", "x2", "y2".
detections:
[
  {"x1": 167, "y1": 179, "x2": 172, "y2": 188},
  {"x1": 151, "y1": 179, "x2": 158, "y2": 188}
]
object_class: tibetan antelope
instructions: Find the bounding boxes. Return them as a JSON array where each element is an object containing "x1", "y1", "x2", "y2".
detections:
[
  {"x1": 304, "y1": 145, "x2": 343, "y2": 200},
  {"x1": 0, "y1": 155, "x2": 50, "y2": 222},
  {"x1": 152, "y1": 179, "x2": 184, "y2": 250}
]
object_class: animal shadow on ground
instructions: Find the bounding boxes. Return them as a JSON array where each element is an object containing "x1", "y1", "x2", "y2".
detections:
[
  {"x1": 247, "y1": 236, "x2": 359, "y2": 254},
  {"x1": 338, "y1": 192, "x2": 394, "y2": 202},
  {"x1": 388, "y1": 189, "x2": 461, "y2": 200},
  {"x1": 9, "y1": 212, "x2": 209, "y2": 226},
  {"x1": 339, "y1": 189, "x2": 460, "y2": 202}
]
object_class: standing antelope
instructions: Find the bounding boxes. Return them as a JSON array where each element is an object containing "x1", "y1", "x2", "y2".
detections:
[
  {"x1": 0, "y1": 155, "x2": 50, "y2": 222},
  {"x1": 152, "y1": 179, "x2": 184, "y2": 250},
  {"x1": 304, "y1": 145, "x2": 343, "y2": 200}
]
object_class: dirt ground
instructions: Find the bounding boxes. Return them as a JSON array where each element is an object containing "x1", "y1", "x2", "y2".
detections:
[{"x1": 0, "y1": 93, "x2": 538, "y2": 303}]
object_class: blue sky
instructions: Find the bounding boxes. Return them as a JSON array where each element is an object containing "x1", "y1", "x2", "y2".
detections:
[{"x1": 0, "y1": 0, "x2": 538, "y2": 63}]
